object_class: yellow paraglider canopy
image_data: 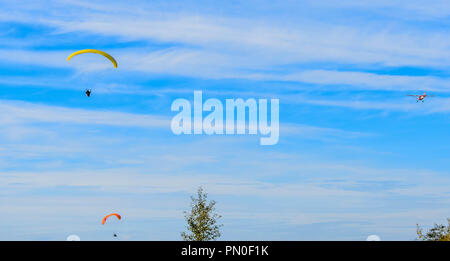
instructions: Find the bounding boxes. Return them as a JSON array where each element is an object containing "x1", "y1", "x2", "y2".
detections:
[{"x1": 67, "y1": 49, "x2": 118, "y2": 68}]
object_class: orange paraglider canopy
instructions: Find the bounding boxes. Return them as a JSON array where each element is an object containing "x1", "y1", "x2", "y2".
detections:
[{"x1": 102, "y1": 213, "x2": 121, "y2": 225}]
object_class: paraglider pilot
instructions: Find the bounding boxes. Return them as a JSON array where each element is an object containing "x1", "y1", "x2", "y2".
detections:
[{"x1": 85, "y1": 89, "x2": 91, "y2": 97}]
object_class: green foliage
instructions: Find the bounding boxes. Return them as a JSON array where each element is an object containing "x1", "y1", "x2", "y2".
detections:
[
  {"x1": 416, "y1": 218, "x2": 450, "y2": 241},
  {"x1": 181, "y1": 187, "x2": 223, "y2": 241}
]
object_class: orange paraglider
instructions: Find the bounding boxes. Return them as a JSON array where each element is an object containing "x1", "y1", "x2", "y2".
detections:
[{"x1": 102, "y1": 213, "x2": 121, "y2": 225}]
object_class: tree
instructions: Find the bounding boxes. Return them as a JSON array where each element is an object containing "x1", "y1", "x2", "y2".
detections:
[
  {"x1": 416, "y1": 218, "x2": 450, "y2": 241},
  {"x1": 181, "y1": 186, "x2": 223, "y2": 241}
]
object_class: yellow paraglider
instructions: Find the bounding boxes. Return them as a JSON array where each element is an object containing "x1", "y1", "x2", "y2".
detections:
[{"x1": 67, "y1": 49, "x2": 118, "y2": 68}]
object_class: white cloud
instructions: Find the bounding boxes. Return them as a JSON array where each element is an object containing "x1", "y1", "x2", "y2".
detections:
[
  {"x1": 1, "y1": 0, "x2": 450, "y2": 75},
  {"x1": 0, "y1": 99, "x2": 370, "y2": 140},
  {"x1": 282, "y1": 70, "x2": 450, "y2": 93},
  {"x1": 0, "y1": 100, "x2": 169, "y2": 128},
  {"x1": 311, "y1": 0, "x2": 450, "y2": 19}
]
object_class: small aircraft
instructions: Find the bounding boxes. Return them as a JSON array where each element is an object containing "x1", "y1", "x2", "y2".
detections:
[{"x1": 406, "y1": 92, "x2": 435, "y2": 103}]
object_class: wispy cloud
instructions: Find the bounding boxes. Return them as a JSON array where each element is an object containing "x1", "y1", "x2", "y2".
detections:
[
  {"x1": 0, "y1": 100, "x2": 169, "y2": 128},
  {"x1": 283, "y1": 95, "x2": 450, "y2": 113},
  {"x1": 1, "y1": 0, "x2": 450, "y2": 241},
  {"x1": 0, "y1": 99, "x2": 371, "y2": 140},
  {"x1": 311, "y1": 0, "x2": 450, "y2": 19},
  {"x1": 280, "y1": 70, "x2": 450, "y2": 93},
  {"x1": 1, "y1": 0, "x2": 450, "y2": 74}
]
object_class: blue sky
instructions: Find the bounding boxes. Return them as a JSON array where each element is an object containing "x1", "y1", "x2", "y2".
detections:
[{"x1": 1, "y1": 0, "x2": 450, "y2": 240}]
